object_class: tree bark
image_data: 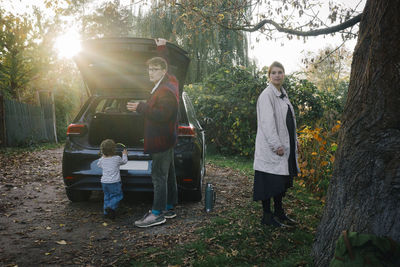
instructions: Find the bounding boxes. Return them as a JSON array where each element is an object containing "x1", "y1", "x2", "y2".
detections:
[{"x1": 312, "y1": 0, "x2": 400, "y2": 266}]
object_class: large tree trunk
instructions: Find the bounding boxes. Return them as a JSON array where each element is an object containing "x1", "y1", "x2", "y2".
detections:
[{"x1": 312, "y1": 0, "x2": 400, "y2": 266}]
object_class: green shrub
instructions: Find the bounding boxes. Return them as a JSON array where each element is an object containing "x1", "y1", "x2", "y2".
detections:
[
  {"x1": 283, "y1": 75, "x2": 324, "y2": 127},
  {"x1": 185, "y1": 65, "x2": 346, "y2": 198},
  {"x1": 185, "y1": 65, "x2": 266, "y2": 156},
  {"x1": 186, "y1": 66, "x2": 345, "y2": 161}
]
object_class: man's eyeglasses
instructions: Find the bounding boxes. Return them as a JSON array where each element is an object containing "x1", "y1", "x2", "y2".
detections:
[{"x1": 148, "y1": 68, "x2": 163, "y2": 72}]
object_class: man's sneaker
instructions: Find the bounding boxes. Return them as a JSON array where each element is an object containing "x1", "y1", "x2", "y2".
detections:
[
  {"x1": 163, "y1": 210, "x2": 176, "y2": 219},
  {"x1": 134, "y1": 211, "x2": 166, "y2": 228}
]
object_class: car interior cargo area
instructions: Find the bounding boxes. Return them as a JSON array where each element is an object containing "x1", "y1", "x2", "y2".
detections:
[{"x1": 88, "y1": 112, "x2": 144, "y2": 148}]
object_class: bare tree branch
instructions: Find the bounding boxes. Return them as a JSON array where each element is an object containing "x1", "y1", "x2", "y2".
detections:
[
  {"x1": 231, "y1": 13, "x2": 362, "y2": 36},
  {"x1": 172, "y1": 2, "x2": 362, "y2": 37}
]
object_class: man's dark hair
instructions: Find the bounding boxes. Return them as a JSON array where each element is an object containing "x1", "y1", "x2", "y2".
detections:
[
  {"x1": 100, "y1": 139, "x2": 116, "y2": 156},
  {"x1": 146, "y1": 57, "x2": 168, "y2": 72}
]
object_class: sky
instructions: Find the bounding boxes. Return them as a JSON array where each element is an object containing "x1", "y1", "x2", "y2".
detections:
[
  {"x1": 2, "y1": 0, "x2": 366, "y2": 73},
  {"x1": 248, "y1": 0, "x2": 366, "y2": 73},
  {"x1": 249, "y1": 33, "x2": 359, "y2": 74}
]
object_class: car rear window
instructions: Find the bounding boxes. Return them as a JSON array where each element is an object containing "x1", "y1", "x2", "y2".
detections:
[{"x1": 85, "y1": 96, "x2": 188, "y2": 124}]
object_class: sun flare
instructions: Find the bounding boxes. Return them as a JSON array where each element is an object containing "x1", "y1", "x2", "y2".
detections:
[{"x1": 54, "y1": 30, "x2": 82, "y2": 59}]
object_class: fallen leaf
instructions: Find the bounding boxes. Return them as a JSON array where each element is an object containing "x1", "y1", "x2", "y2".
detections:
[{"x1": 56, "y1": 240, "x2": 67, "y2": 245}]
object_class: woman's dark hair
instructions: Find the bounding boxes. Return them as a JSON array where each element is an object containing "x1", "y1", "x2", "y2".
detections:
[
  {"x1": 100, "y1": 139, "x2": 116, "y2": 156},
  {"x1": 268, "y1": 61, "x2": 285, "y2": 76}
]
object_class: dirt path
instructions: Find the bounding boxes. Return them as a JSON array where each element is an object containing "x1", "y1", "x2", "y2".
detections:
[{"x1": 0, "y1": 147, "x2": 252, "y2": 266}]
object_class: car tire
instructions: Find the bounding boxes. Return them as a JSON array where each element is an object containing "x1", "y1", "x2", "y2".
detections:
[
  {"x1": 191, "y1": 185, "x2": 202, "y2": 202},
  {"x1": 66, "y1": 189, "x2": 92, "y2": 202},
  {"x1": 182, "y1": 186, "x2": 202, "y2": 202},
  {"x1": 182, "y1": 162, "x2": 203, "y2": 202}
]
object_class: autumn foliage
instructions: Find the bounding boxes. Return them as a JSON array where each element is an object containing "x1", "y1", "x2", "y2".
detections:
[{"x1": 297, "y1": 122, "x2": 341, "y2": 199}]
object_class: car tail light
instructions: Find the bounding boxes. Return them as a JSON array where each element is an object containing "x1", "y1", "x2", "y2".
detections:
[
  {"x1": 67, "y1": 124, "x2": 86, "y2": 136},
  {"x1": 178, "y1": 125, "x2": 196, "y2": 137}
]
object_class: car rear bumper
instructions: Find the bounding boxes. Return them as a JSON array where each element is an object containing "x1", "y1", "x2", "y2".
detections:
[
  {"x1": 64, "y1": 175, "x2": 200, "y2": 192},
  {"x1": 62, "y1": 140, "x2": 202, "y2": 193},
  {"x1": 64, "y1": 175, "x2": 154, "y2": 192}
]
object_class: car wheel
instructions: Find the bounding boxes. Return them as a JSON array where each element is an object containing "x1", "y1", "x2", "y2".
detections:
[
  {"x1": 66, "y1": 189, "x2": 92, "y2": 202},
  {"x1": 183, "y1": 162, "x2": 203, "y2": 202},
  {"x1": 193, "y1": 187, "x2": 202, "y2": 201},
  {"x1": 182, "y1": 184, "x2": 202, "y2": 202}
]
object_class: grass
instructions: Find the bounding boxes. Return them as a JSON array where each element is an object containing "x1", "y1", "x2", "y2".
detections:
[
  {"x1": 0, "y1": 141, "x2": 64, "y2": 155},
  {"x1": 206, "y1": 153, "x2": 254, "y2": 177},
  {"x1": 127, "y1": 152, "x2": 324, "y2": 266}
]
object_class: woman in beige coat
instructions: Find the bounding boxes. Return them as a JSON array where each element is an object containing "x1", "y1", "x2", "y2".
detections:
[{"x1": 253, "y1": 61, "x2": 300, "y2": 227}]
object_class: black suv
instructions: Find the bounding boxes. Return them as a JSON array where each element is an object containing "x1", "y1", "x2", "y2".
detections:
[{"x1": 62, "y1": 38, "x2": 205, "y2": 202}]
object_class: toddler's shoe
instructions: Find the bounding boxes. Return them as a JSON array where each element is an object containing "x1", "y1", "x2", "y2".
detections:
[{"x1": 104, "y1": 207, "x2": 116, "y2": 220}]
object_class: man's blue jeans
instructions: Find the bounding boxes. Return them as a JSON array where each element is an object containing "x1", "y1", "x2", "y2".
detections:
[
  {"x1": 101, "y1": 182, "x2": 123, "y2": 214},
  {"x1": 151, "y1": 147, "x2": 178, "y2": 211}
]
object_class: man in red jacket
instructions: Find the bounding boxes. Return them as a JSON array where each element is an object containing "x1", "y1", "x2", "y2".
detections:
[{"x1": 127, "y1": 39, "x2": 179, "y2": 228}]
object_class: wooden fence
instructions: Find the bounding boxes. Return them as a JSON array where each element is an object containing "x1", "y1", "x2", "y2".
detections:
[{"x1": 0, "y1": 94, "x2": 57, "y2": 147}]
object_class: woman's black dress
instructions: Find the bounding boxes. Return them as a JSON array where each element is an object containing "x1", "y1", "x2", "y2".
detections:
[{"x1": 253, "y1": 105, "x2": 298, "y2": 201}]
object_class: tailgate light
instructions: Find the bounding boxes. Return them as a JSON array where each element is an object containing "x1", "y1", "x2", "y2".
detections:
[
  {"x1": 178, "y1": 125, "x2": 196, "y2": 137},
  {"x1": 183, "y1": 178, "x2": 193, "y2": 182},
  {"x1": 64, "y1": 176, "x2": 76, "y2": 180},
  {"x1": 67, "y1": 124, "x2": 86, "y2": 136}
]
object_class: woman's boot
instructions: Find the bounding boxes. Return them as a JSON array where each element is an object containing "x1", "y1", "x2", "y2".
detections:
[
  {"x1": 274, "y1": 211, "x2": 298, "y2": 226},
  {"x1": 261, "y1": 212, "x2": 288, "y2": 228}
]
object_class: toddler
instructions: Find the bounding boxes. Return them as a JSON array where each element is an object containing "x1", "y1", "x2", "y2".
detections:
[{"x1": 97, "y1": 139, "x2": 128, "y2": 219}]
